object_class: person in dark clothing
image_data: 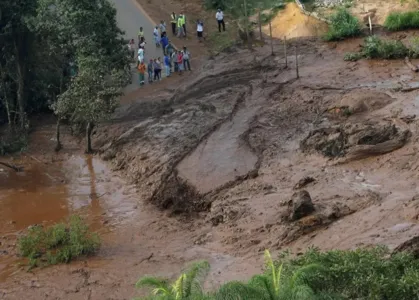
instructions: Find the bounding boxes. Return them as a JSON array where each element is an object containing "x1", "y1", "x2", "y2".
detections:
[
  {"x1": 170, "y1": 12, "x2": 177, "y2": 35},
  {"x1": 147, "y1": 59, "x2": 154, "y2": 83},
  {"x1": 161, "y1": 33, "x2": 169, "y2": 55},
  {"x1": 216, "y1": 9, "x2": 225, "y2": 32}
]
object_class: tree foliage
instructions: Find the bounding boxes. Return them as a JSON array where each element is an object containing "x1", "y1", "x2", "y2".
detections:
[
  {"x1": 0, "y1": 0, "x2": 130, "y2": 153},
  {"x1": 135, "y1": 247, "x2": 419, "y2": 300}
]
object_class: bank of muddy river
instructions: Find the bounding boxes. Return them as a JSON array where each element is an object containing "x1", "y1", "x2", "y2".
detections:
[{"x1": 0, "y1": 155, "x2": 139, "y2": 281}]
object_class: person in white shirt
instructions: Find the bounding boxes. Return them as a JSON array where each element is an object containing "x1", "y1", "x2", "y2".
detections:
[
  {"x1": 196, "y1": 19, "x2": 204, "y2": 42},
  {"x1": 137, "y1": 47, "x2": 144, "y2": 64},
  {"x1": 216, "y1": 9, "x2": 225, "y2": 32}
]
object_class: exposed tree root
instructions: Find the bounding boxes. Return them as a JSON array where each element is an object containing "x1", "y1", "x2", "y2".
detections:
[{"x1": 0, "y1": 161, "x2": 23, "y2": 172}]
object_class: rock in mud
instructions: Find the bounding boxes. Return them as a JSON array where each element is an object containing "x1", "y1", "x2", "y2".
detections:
[
  {"x1": 293, "y1": 176, "x2": 316, "y2": 190},
  {"x1": 337, "y1": 90, "x2": 394, "y2": 115},
  {"x1": 300, "y1": 122, "x2": 411, "y2": 159},
  {"x1": 288, "y1": 190, "x2": 315, "y2": 221},
  {"x1": 393, "y1": 236, "x2": 419, "y2": 258}
]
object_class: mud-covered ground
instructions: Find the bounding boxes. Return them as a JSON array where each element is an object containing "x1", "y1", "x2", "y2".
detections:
[{"x1": 2, "y1": 34, "x2": 419, "y2": 299}]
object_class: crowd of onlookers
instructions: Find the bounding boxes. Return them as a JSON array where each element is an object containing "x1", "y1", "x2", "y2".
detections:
[{"x1": 127, "y1": 10, "x2": 226, "y2": 85}]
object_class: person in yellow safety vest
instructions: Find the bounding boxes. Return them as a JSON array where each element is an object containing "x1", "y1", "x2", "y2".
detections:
[
  {"x1": 138, "y1": 27, "x2": 145, "y2": 46},
  {"x1": 170, "y1": 12, "x2": 177, "y2": 36},
  {"x1": 180, "y1": 12, "x2": 186, "y2": 37},
  {"x1": 177, "y1": 14, "x2": 185, "y2": 38}
]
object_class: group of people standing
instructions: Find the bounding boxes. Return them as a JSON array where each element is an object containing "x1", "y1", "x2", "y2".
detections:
[{"x1": 128, "y1": 9, "x2": 226, "y2": 85}]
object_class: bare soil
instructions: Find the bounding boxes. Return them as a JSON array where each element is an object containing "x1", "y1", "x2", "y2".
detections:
[{"x1": 2, "y1": 5, "x2": 419, "y2": 300}]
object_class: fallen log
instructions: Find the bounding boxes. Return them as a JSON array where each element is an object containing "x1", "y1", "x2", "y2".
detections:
[
  {"x1": 0, "y1": 161, "x2": 23, "y2": 172},
  {"x1": 404, "y1": 57, "x2": 418, "y2": 72}
]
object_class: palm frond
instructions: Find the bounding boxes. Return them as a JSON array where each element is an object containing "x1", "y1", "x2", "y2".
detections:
[
  {"x1": 183, "y1": 260, "x2": 210, "y2": 297},
  {"x1": 291, "y1": 263, "x2": 326, "y2": 287},
  {"x1": 136, "y1": 276, "x2": 171, "y2": 296},
  {"x1": 248, "y1": 274, "x2": 276, "y2": 300},
  {"x1": 215, "y1": 281, "x2": 268, "y2": 300},
  {"x1": 172, "y1": 273, "x2": 186, "y2": 300}
]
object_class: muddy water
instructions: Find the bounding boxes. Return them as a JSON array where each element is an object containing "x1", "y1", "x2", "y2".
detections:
[
  {"x1": 0, "y1": 155, "x2": 137, "y2": 281},
  {"x1": 177, "y1": 105, "x2": 259, "y2": 194}
]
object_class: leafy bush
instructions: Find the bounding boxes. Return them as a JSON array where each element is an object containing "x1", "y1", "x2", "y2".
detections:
[
  {"x1": 135, "y1": 247, "x2": 419, "y2": 300},
  {"x1": 343, "y1": 52, "x2": 362, "y2": 61},
  {"x1": 279, "y1": 246, "x2": 419, "y2": 299},
  {"x1": 324, "y1": 9, "x2": 362, "y2": 41},
  {"x1": 362, "y1": 35, "x2": 409, "y2": 59},
  {"x1": 384, "y1": 11, "x2": 419, "y2": 31},
  {"x1": 344, "y1": 36, "x2": 409, "y2": 61},
  {"x1": 18, "y1": 215, "x2": 100, "y2": 268}
]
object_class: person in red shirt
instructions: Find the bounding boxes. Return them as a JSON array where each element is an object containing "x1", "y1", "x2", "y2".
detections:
[
  {"x1": 137, "y1": 61, "x2": 146, "y2": 85},
  {"x1": 177, "y1": 51, "x2": 183, "y2": 74}
]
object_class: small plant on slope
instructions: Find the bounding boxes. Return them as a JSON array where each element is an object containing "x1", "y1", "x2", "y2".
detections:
[
  {"x1": 325, "y1": 8, "x2": 362, "y2": 41},
  {"x1": 135, "y1": 260, "x2": 211, "y2": 300}
]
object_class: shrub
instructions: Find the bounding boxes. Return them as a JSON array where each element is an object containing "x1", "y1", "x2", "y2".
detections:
[
  {"x1": 362, "y1": 35, "x2": 408, "y2": 59},
  {"x1": 135, "y1": 247, "x2": 419, "y2": 300},
  {"x1": 278, "y1": 246, "x2": 419, "y2": 299},
  {"x1": 343, "y1": 52, "x2": 362, "y2": 61},
  {"x1": 384, "y1": 11, "x2": 419, "y2": 31},
  {"x1": 18, "y1": 215, "x2": 100, "y2": 268},
  {"x1": 324, "y1": 8, "x2": 362, "y2": 41}
]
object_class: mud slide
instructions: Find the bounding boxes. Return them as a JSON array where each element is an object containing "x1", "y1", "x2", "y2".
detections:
[{"x1": 177, "y1": 99, "x2": 259, "y2": 194}]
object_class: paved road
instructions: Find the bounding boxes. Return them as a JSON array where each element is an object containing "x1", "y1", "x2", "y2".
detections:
[{"x1": 110, "y1": 0, "x2": 164, "y2": 90}]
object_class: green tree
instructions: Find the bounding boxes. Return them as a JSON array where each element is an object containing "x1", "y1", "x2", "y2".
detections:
[
  {"x1": 135, "y1": 261, "x2": 211, "y2": 300},
  {"x1": 34, "y1": 0, "x2": 131, "y2": 152}
]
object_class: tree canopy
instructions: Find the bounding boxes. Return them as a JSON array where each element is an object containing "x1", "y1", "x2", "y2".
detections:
[{"x1": 0, "y1": 0, "x2": 131, "y2": 152}]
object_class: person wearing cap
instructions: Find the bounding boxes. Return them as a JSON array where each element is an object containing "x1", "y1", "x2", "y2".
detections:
[
  {"x1": 216, "y1": 9, "x2": 225, "y2": 32},
  {"x1": 177, "y1": 14, "x2": 185, "y2": 38}
]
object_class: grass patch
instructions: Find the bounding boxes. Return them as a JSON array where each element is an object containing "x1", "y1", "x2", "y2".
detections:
[
  {"x1": 344, "y1": 36, "x2": 409, "y2": 61},
  {"x1": 136, "y1": 247, "x2": 419, "y2": 300},
  {"x1": 384, "y1": 11, "x2": 419, "y2": 31},
  {"x1": 206, "y1": 28, "x2": 237, "y2": 56},
  {"x1": 18, "y1": 215, "x2": 100, "y2": 268},
  {"x1": 324, "y1": 8, "x2": 362, "y2": 41}
]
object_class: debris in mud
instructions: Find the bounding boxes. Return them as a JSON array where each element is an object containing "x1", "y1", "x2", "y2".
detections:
[
  {"x1": 392, "y1": 236, "x2": 419, "y2": 258},
  {"x1": 300, "y1": 122, "x2": 411, "y2": 160},
  {"x1": 336, "y1": 90, "x2": 394, "y2": 115},
  {"x1": 281, "y1": 202, "x2": 354, "y2": 245},
  {"x1": 293, "y1": 176, "x2": 316, "y2": 190},
  {"x1": 287, "y1": 190, "x2": 315, "y2": 221},
  {"x1": 150, "y1": 173, "x2": 206, "y2": 213}
]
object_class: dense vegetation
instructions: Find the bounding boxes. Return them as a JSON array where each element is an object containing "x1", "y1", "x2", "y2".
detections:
[
  {"x1": 384, "y1": 11, "x2": 419, "y2": 31},
  {"x1": 324, "y1": 9, "x2": 362, "y2": 41},
  {"x1": 344, "y1": 36, "x2": 409, "y2": 61},
  {"x1": 18, "y1": 216, "x2": 100, "y2": 268},
  {"x1": 135, "y1": 247, "x2": 419, "y2": 299},
  {"x1": 0, "y1": 0, "x2": 131, "y2": 153}
]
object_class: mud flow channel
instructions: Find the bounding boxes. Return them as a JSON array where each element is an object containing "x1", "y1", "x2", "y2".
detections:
[{"x1": 0, "y1": 155, "x2": 137, "y2": 281}]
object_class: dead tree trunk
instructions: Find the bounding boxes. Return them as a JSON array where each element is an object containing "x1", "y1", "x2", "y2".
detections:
[
  {"x1": 0, "y1": 161, "x2": 22, "y2": 172},
  {"x1": 86, "y1": 122, "x2": 94, "y2": 153}
]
